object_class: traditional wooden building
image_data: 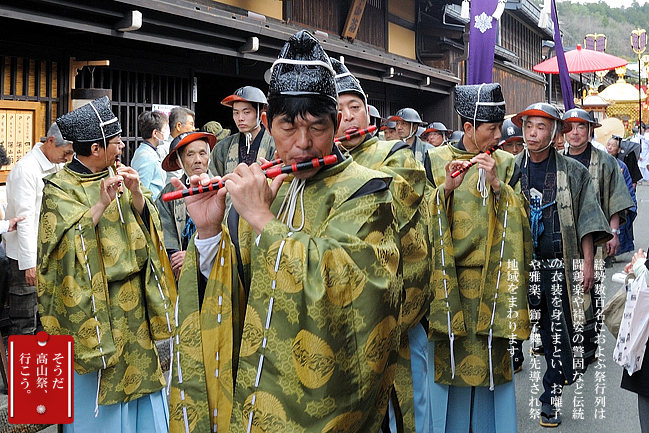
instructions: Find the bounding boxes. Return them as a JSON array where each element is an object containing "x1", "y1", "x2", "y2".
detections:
[
  {"x1": 0, "y1": 0, "x2": 557, "y2": 179},
  {"x1": 419, "y1": 0, "x2": 553, "y2": 116},
  {"x1": 0, "y1": 0, "x2": 462, "y2": 173}
]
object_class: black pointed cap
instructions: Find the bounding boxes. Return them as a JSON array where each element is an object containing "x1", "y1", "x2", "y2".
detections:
[
  {"x1": 268, "y1": 30, "x2": 337, "y2": 104},
  {"x1": 330, "y1": 58, "x2": 366, "y2": 103},
  {"x1": 56, "y1": 96, "x2": 121, "y2": 144},
  {"x1": 454, "y1": 83, "x2": 506, "y2": 123}
]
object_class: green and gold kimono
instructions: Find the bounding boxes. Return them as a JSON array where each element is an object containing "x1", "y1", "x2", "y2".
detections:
[
  {"x1": 171, "y1": 155, "x2": 402, "y2": 433},
  {"x1": 427, "y1": 144, "x2": 532, "y2": 387},
  {"x1": 516, "y1": 149, "x2": 612, "y2": 380},
  {"x1": 209, "y1": 128, "x2": 276, "y2": 177},
  {"x1": 348, "y1": 136, "x2": 432, "y2": 432},
  {"x1": 577, "y1": 144, "x2": 635, "y2": 223},
  {"x1": 37, "y1": 166, "x2": 176, "y2": 405},
  {"x1": 410, "y1": 136, "x2": 433, "y2": 165}
]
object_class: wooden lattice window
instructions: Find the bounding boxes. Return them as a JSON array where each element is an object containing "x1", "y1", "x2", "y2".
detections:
[
  {"x1": 1, "y1": 56, "x2": 58, "y2": 142},
  {"x1": 77, "y1": 68, "x2": 191, "y2": 164}
]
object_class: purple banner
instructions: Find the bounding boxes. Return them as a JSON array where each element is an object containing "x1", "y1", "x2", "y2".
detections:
[
  {"x1": 467, "y1": 0, "x2": 498, "y2": 84},
  {"x1": 551, "y1": 0, "x2": 575, "y2": 109}
]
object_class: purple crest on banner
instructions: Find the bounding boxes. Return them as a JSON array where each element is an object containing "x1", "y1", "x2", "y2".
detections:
[
  {"x1": 551, "y1": 0, "x2": 575, "y2": 110},
  {"x1": 468, "y1": 0, "x2": 499, "y2": 85}
]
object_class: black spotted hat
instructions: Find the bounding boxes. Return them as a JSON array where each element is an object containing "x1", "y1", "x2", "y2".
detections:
[
  {"x1": 56, "y1": 96, "x2": 121, "y2": 144},
  {"x1": 330, "y1": 58, "x2": 366, "y2": 103},
  {"x1": 454, "y1": 83, "x2": 506, "y2": 124},
  {"x1": 268, "y1": 30, "x2": 337, "y2": 104}
]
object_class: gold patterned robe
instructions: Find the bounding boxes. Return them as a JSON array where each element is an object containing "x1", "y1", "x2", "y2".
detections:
[
  {"x1": 37, "y1": 166, "x2": 176, "y2": 405},
  {"x1": 427, "y1": 144, "x2": 532, "y2": 387},
  {"x1": 170, "y1": 155, "x2": 403, "y2": 433},
  {"x1": 347, "y1": 136, "x2": 432, "y2": 432}
]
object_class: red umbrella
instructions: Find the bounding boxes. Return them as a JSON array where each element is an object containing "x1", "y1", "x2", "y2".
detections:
[{"x1": 533, "y1": 44, "x2": 627, "y2": 74}]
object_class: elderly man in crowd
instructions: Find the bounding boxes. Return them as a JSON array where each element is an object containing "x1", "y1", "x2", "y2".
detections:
[{"x1": 4, "y1": 122, "x2": 73, "y2": 336}]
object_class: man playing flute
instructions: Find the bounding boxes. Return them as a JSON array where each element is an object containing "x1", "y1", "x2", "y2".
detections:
[
  {"x1": 330, "y1": 57, "x2": 432, "y2": 433},
  {"x1": 169, "y1": 30, "x2": 402, "y2": 433},
  {"x1": 426, "y1": 83, "x2": 532, "y2": 432},
  {"x1": 37, "y1": 96, "x2": 176, "y2": 432}
]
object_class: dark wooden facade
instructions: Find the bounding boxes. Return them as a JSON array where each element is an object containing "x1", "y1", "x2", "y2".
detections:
[
  {"x1": 1, "y1": 56, "x2": 60, "y2": 139},
  {"x1": 495, "y1": 7, "x2": 548, "y2": 114},
  {"x1": 500, "y1": 13, "x2": 544, "y2": 73},
  {"x1": 287, "y1": 0, "x2": 387, "y2": 50},
  {"x1": 493, "y1": 67, "x2": 545, "y2": 114},
  {"x1": 0, "y1": 0, "x2": 558, "y2": 168}
]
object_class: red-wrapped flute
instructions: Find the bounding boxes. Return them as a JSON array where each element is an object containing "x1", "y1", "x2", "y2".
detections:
[
  {"x1": 259, "y1": 158, "x2": 282, "y2": 170},
  {"x1": 162, "y1": 154, "x2": 339, "y2": 202},
  {"x1": 450, "y1": 143, "x2": 503, "y2": 178},
  {"x1": 334, "y1": 125, "x2": 377, "y2": 143}
]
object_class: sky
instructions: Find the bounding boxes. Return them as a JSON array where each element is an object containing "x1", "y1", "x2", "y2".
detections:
[{"x1": 561, "y1": 0, "x2": 649, "y2": 7}]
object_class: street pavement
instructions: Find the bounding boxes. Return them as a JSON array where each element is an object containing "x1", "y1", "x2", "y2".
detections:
[{"x1": 515, "y1": 182, "x2": 649, "y2": 433}]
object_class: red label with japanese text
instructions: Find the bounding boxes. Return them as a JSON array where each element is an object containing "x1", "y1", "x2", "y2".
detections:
[{"x1": 8, "y1": 331, "x2": 74, "y2": 424}]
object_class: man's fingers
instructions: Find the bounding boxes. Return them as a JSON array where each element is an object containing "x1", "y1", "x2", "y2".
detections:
[
  {"x1": 269, "y1": 174, "x2": 288, "y2": 196},
  {"x1": 170, "y1": 177, "x2": 183, "y2": 190}
]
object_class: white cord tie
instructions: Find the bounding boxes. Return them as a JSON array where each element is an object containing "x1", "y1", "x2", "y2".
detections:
[
  {"x1": 94, "y1": 369, "x2": 102, "y2": 417},
  {"x1": 245, "y1": 132, "x2": 253, "y2": 153},
  {"x1": 277, "y1": 178, "x2": 306, "y2": 232},
  {"x1": 477, "y1": 168, "x2": 489, "y2": 206}
]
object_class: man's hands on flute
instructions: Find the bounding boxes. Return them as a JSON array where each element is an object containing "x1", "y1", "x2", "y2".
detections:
[
  {"x1": 443, "y1": 152, "x2": 500, "y2": 196},
  {"x1": 92, "y1": 174, "x2": 124, "y2": 226},
  {"x1": 117, "y1": 165, "x2": 145, "y2": 215},
  {"x1": 443, "y1": 160, "x2": 470, "y2": 196},
  {"x1": 171, "y1": 162, "x2": 287, "y2": 239},
  {"x1": 224, "y1": 163, "x2": 286, "y2": 236},
  {"x1": 171, "y1": 174, "x2": 228, "y2": 240},
  {"x1": 471, "y1": 152, "x2": 501, "y2": 193}
]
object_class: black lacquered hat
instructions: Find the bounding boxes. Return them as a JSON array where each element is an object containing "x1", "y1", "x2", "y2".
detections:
[
  {"x1": 268, "y1": 30, "x2": 337, "y2": 104},
  {"x1": 56, "y1": 96, "x2": 121, "y2": 144},
  {"x1": 330, "y1": 58, "x2": 365, "y2": 103},
  {"x1": 454, "y1": 83, "x2": 506, "y2": 124}
]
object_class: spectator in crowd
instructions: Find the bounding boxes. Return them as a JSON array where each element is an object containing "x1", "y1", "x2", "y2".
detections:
[
  {"x1": 165, "y1": 107, "x2": 196, "y2": 181},
  {"x1": 156, "y1": 131, "x2": 217, "y2": 280},
  {"x1": 130, "y1": 110, "x2": 168, "y2": 200},
  {"x1": 169, "y1": 106, "x2": 196, "y2": 139},
  {"x1": 609, "y1": 134, "x2": 643, "y2": 189},
  {"x1": 631, "y1": 122, "x2": 649, "y2": 182},
  {"x1": 209, "y1": 86, "x2": 275, "y2": 177},
  {"x1": 606, "y1": 136, "x2": 637, "y2": 257},
  {"x1": 4, "y1": 122, "x2": 73, "y2": 336},
  {"x1": 621, "y1": 247, "x2": 649, "y2": 433},
  {"x1": 0, "y1": 217, "x2": 23, "y2": 235}
]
